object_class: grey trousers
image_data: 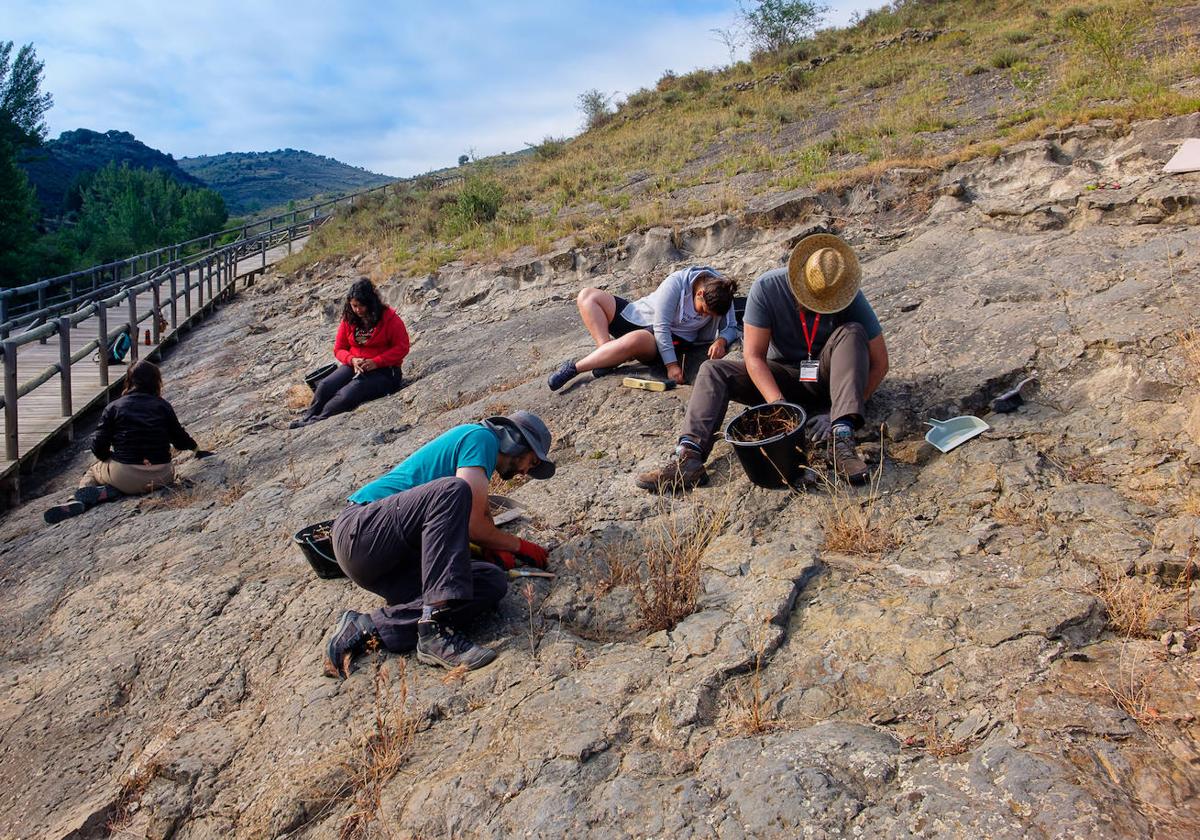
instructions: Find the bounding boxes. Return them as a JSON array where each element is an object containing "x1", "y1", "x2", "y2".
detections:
[
  {"x1": 332, "y1": 476, "x2": 508, "y2": 652},
  {"x1": 680, "y1": 322, "x2": 870, "y2": 459}
]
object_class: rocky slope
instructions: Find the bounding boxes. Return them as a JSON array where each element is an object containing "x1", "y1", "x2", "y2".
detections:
[{"x1": 1, "y1": 114, "x2": 1198, "y2": 839}]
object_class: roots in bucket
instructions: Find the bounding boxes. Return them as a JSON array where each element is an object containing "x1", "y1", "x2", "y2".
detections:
[{"x1": 729, "y1": 405, "x2": 802, "y2": 443}]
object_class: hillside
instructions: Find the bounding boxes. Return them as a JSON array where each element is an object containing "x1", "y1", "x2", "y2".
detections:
[
  {"x1": 284, "y1": 0, "x2": 1200, "y2": 278},
  {"x1": 177, "y1": 149, "x2": 394, "y2": 215},
  {"x1": 17, "y1": 128, "x2": 203, "y2": 215}
]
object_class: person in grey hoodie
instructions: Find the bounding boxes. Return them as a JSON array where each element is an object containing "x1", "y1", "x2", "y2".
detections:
[{"x1": 548, "y1": 267, "x2": 738, "y2": 390}]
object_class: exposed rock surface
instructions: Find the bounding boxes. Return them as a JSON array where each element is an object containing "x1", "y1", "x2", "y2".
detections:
[{"x1": 2, "y1": 115, "x2": 1199, "y2": 838}]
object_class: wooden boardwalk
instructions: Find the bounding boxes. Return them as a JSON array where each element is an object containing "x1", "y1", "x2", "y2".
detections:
[{"x1": 0, "y1": 238, "x2": 305, "y2": 494}]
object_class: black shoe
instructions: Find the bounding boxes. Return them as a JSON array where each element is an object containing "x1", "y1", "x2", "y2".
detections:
[
  {"x1": 75, "y1": 485, "x2": 121, "y2": 507},
  {"x1": 547, "y1": 360, "x2": 579, "y2": 391},
  {"x1": 323, "y1": 610, "x2": 379, "y2": 679},
  {"x1": 416, "y1": 619, "x2": 497, "y2": 670},
  {"x1": 288, "y1": 418, "x2": 310, "y2": 429},
  {"x1": 44, "y1": 501, "x2": 85, "y2": 525},
  {"x1": 592, "y1": 366, "x2": 616, "y2": 379}
]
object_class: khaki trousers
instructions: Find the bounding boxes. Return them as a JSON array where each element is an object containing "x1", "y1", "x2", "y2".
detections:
[{"x1": 80, "y1": 460, "x2": 175, "y2": 495}]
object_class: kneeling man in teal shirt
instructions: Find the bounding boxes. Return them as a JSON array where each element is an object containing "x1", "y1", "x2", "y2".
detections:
[{"x1": 324, "y1": 411, "x2": 555, "y2": 676}]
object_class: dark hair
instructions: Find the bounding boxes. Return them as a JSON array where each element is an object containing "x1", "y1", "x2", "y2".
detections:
[
  {"x1": 342, "y1": 277, "x2": 385, "y2": 329},
  {"x1": 696, "y1": 273, "x2": 737, "y2": 316},
  {"x1": 123, "y1": 360, "x2": 162, "y2": 397}
]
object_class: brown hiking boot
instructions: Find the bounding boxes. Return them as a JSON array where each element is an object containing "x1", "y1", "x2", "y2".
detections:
[
  {"x1": 830, "y1": 429, "x2": 869, "y2": 486},
  {"x1": 635, "y1": 448, "x2": 708, "y2": 493}
]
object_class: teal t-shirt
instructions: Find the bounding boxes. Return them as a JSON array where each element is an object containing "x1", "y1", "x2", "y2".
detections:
[{"x1": 348, "y1": 424, "x2": 499, "y2": 504}]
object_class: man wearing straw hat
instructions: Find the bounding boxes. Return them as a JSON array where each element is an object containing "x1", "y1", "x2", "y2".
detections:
[{"x1": 636, "y1": 233, "x2": 888, "y2": 491}]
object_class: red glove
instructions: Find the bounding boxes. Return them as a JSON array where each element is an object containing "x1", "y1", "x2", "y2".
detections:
[
  {"x1": 517, "y1": 539, "x2": 550, "y2": 570},
  {"x1": 484, "y1": 548, "x2": 517, "y2": 570}
]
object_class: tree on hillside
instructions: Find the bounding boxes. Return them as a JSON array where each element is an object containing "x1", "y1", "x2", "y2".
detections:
[
  {"x1": 739, "y1": 0, "x2": 828, "y2": 54},
  {"x1": 0, "y1": 137, "x2": 39, "y2": 285},
  {"x1": 0, "y1": 41, "x2": 53, "y2": 146},
  {"x1": 577, "y1": 89, "x2": 613, "y2": 131}
]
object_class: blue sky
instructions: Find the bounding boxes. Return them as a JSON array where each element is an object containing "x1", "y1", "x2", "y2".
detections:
[{"x1": 1, "y1": 1, "x2": 882, "y2": 177}]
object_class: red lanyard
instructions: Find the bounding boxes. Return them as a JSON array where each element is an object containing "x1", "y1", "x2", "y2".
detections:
[{"x1": 798, "y1": 312, "x2": 820, "y2": 359}]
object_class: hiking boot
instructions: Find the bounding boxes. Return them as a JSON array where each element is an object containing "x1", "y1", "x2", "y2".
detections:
[
  {"x1": 634, "y1": 448, "x2": 709, "y2": 493},
  {"x1": 416, "y1": 619, "x2": 496, "y2": 670},
  {"x1": 547, "y1": 360, "x2": 579, "y2": 392},
  {"x1": 288, "y1": 417, "x2": 311, "y2": 429},
  {"x1": 44, "y1": 500, "x2": 85, "y2": 525},
  {"x1": 830, "y1": 427, "x2": 869, "y2": 486},
  {"x1": 592, "y1": 366, "x2": 616, "y2": 379},
  {"x1": 323, "y1": 610, "x2": 380, "y2": 679}
]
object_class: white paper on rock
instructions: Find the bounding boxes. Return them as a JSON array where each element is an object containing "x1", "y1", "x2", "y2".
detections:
[{"x1": 1164, "y1": 138, "x2": 1200, "y2": 174}]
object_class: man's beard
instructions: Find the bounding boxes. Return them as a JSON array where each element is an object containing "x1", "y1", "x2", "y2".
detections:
[{"x1": 497, "y1": 463, "x2": 519, "y2": 480}]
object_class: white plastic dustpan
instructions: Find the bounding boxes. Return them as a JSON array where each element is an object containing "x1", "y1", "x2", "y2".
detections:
[{"x1": 925, "y1": 416, "x2": 989, "y2": 453}]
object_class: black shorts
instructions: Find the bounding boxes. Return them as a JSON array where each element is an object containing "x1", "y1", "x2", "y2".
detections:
[
  {"x1": 608, "y1": 296, "x2": 645, "y2": 339},
  {"x1": 608, "y1": 296, "x2": 697, "y2": 356}
]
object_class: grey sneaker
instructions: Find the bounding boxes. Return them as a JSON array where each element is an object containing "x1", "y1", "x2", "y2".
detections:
[
  {"x1": 635, "y1": 448, "x2": 709, "y2": 493},
  {"x1": 324, "y1": 610, "x2": 380, "y2": 679},
  {"x1": 416, "y1": 619, "x2": 497, "y2": 670},
  {"x1": 831, "y1": 428, "x2": 869, "y2": 486}
]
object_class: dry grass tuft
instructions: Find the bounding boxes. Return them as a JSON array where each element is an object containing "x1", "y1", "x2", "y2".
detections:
[
  {"x1": 105, "y1": 761, "x2": 160, "y2": 833},
  {"x1": 635, "y1": 495, "x2": 731, "y2": 633},
  {"x1": 489, "y1": 471, "x2": 529, "y2": 496},
  {"x1": 138, "y1": 485, "x2": 200, "y2": 511},
  {"x1": 339, "y1": 661, "x2": 419, "y2": 839},
  {"x1": 1092, "y1": 563, "x2": 1175, "y2": 639},
  {"x1": 218, "y1": 482, "x2": 247, "y2": 506},
  {"x1": 720, "y1": 620, "x2": 779, "y2": 737},
  {"x1": 588, "y1": 492, "x2": 732, "y2": 632},
  {"x1": 921, "y1": 721, "x2": 971, "y2": 759},
  {"x1": 286, "y1": 383, "x2": 313, "y2": 411},
  {"x1": 817, "y1": 452, "x2": 903, "y2": 556}
]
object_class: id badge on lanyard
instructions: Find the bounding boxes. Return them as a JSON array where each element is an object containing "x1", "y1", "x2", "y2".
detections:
[{"x1": 798, "y1": 312, "x2": 820, "y2": 382}]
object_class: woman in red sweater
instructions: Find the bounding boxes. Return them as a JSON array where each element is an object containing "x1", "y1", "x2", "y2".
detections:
[{"x1": 292, "y1": 278, "x2": 410, "y2": 428}]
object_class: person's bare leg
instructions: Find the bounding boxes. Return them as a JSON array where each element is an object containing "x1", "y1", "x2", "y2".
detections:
[
  {"x1": 576, "y1": 330, "x2": 658, "y2": 372},
  {"x1": 577, "y1": 288, "x2": 618, "y2": 347}
]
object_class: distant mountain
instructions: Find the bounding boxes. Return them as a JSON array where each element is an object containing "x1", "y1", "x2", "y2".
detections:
[
  {"x1": 177, "y1": 149, "x2": 394, "y2": 215},
  {"x1": 18, "y1": 129, "x2": 202, "y2": 215}
]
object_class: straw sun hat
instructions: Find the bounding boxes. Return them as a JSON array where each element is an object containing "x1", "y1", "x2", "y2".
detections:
[{"x1": 786, "y1": 234, "x2": 862, "y2": 314}]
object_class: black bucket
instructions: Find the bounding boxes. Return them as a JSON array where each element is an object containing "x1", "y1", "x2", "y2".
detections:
[
  {"x1": 724, "y1": 402, "x2": 808, "y2": 489},
  {"x1": 304, "y1": 363, "x2": 338, "y2": 391},
  {"x1": 293, "y1": 519, "x2": 345, "y2": 579}
]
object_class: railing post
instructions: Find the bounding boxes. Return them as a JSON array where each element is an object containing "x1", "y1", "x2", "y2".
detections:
[
  {"x1": 0, "y1": 295, "x2": 7, "y2": 333},
  {"x1": 127, "y1": 290, "x2": 139, "y2": 363},
  {"x1": 57, "y1": 317, "x2": 73, "y2": 418},
  {"x1": 97, "y1": 303, "x2": 109, "y2": 388},
  {"x1": 206, "y1": 258, "x2": 214, "y2": 301},
  {"x1": 196, "y1": 262, "x2": 205, "y2": 311},
  {"x1": 3, "y1": 341, "x2": 19, "y2": 461},
  {"x1": 184, "y1": 266, "x2": 193, "y2": 318},
  {"x1": 37, "y1": 285, "x2": 46, "y2": 313},
  {"x1": 261, "y1": 237, "x2": 267, "y2": 269},
  {"x1": 151, "y1": 281, "x2": 162, "y2": 345},
  {"x1": 169, "y1": 271, "x2": 178, "y2": 329}
]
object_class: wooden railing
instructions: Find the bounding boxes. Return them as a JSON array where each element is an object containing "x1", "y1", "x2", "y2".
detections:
[{"x1": 0, "y1": 215, "x2": 317, "y2": 478}]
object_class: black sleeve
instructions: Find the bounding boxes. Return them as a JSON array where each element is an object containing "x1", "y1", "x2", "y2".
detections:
[
  {"x1": 91, "y1": 403, "x2": 116, "y2": 460},
  {"x1": 163, "y1": 400, "x2": 198, "y2": 452}
]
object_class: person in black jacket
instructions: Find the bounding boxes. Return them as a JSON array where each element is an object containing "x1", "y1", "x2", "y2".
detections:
[{"x1": 44, "y1": 360, "x2": 209, "y2": 524}]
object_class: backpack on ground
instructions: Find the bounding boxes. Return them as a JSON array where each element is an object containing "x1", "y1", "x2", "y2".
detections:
[{"x1": 93, "y1": 331, "x2": 132, "y2": 365}]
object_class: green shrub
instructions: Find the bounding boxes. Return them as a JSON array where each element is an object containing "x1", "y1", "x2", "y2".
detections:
[
  {"x1": 1057, "y1": 6, "x2": 1091, "y2": 29},
  {"x1": 656, "y1": 70, "x2": 678, "y2": 91},
  {"x1": 1064, "y1": 7, "x2": 1146, "y2": 82},
  {"x1": 778, "y1": 40, "x2": 814, "y2": 65},
  {"x1": 1003, "y1": 29, "x2": 1032, "y2": 44},
  {"x1": 446, "y1": 176, "x2": 503, "y2": 230},
  {"x1": 662, "y1": 89, "x2": 685, "y2": 106},
  {"x1": 530, "y1": 136, "x2": 568, "y2": 160},
  {"x1": 782, "y1": 65, "x2": 809, "y2": 91},
  {"x1": 990, "y1": 49, "x2": 1025, "y2": 69},
  {"x1": 625, "y1": 87, "x2": 657, "y2": 109},
  {"x1": 678, "y1": 68, "x2": 714, "y2": 93}
]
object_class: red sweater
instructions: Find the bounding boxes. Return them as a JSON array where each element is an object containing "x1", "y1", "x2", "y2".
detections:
[{"x1": 333, "y1": 306, "x2": 410, "y2": 368}]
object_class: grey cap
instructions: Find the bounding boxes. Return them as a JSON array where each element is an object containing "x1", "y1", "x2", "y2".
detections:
[{"x1": 483, "y1": 410, "x2": 556, "y2": 480}]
